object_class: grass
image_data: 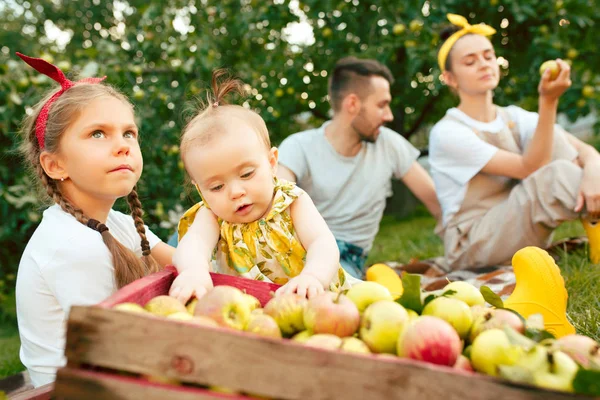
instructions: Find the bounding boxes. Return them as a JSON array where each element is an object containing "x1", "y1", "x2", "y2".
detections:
[{"x1": 0, "y1": 211, "x2": 597, "y2": 379}]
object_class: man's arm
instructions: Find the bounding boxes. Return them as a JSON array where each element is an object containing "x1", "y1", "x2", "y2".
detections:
[
  {"x1": 401, "y1": 161, "x2": 441, "y2": 220},
  {"x1": 277, "y1": 164, "x2": 297, "y2": 183}
]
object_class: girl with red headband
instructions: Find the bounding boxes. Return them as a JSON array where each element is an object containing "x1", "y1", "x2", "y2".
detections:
[{"x1": 14, "y1": 53, "x2": 174, "y2": 387}]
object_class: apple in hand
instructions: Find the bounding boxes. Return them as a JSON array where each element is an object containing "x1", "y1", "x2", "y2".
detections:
[
  {"x1": 303, "y1": 291, "x2": 360, "y2": 337},
  {"x1": 194, "y1": 286, "x2": 251, "y2": 330},
  {"x1": 539, "y1": 60, "x2": 560, "y2": 80}
]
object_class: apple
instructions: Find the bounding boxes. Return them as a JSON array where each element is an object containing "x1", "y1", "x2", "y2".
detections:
[
  {"x1": 113, "y1": 302, "x2": 148, "y2": 314},
  {"x1": 454, "y1": 354, "x2": 474, "y2": 372},
  {"x1": 340, "y1": 337, "x2": 371, "y2": 354},
  {"x1": 443, "y1": 281, "x2": 485, "y2": 306},
  {"x1": 303, "y1": 292, "x2": 360, "y2": 337},
  {"x1": 397, "y1": 316, "x2": 462, "y2": 367},
  {"x1": 186, "y1": 298, "x2": 198, "y2": 315},
  {"x1": 539, "y1": 60, "x2": 560, "y2": 80},
  {"x1": 303, "y1": 334, "x2": 343, "y2": 350},
  {"x1": 244, "y1": 293, "x2": 261, "y2": 311},
  {"x1": 291, "y1": 330, "x2": 312, "y2": 343},
  {"x1": 144, "y1": 295, "x2": 187, "y2": 316},
  {"x1": 582, "y1": 85, "x2": 595, "y2": 98},
  {"x1": 470, "y1": 305, "x2": 488, "y2": 322},
  {"x1": 422, "y1": 297, "x2": 473, "y2": 339},
  {"x1": 533, "y1": 351, "x2": 578, "y2": 392},
  {"x1": 553, "y1": 334, "x2": 600, "y2": 369},
  {"x1": 470, "y1": 329, "x2": 523, "y2": 376},
  {"x1": 263, "y1": 293, "x2": 307, "y2": 336},
  {"x1": 359, "y1": 300, "x2": 409, "y2": 354},
  {"x1": 515, "y1": 344, "x2": 549, "y2": 373},
  {"x1": 406, "y1": 309, "x2": 419, "y2": 320},
  {"x1": 392, "y1": 23, "x2": 406, "y2": 36},
  {"x1": 322, "y1": 27, "x2": 333, "y2": 38},
  {"x1": 345, "y1": 281, "x2": 393, "y2": 313},
  {"x1": 469, "y1": 309, "x2": 524, "y2": 343},
  {"x1": 409, "y1": 19, "x2": 423, "y2": 32},
  {"x1": 567, "y1": 49, "x2": 578, "y2": 59},
  {"x1": 194, "y1": 286, "x2": 251, "y2": 330},
  {"x1": 245, "y1": 313, "x2": 282, "y2": 338},
  {"x1": 275, "y1": 88, "x2": 284, "y2": 97}
]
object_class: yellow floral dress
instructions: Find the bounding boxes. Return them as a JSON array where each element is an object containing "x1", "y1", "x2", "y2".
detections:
[{"x1": 178, "y1": 179, "x2": 354, "y2": 291}]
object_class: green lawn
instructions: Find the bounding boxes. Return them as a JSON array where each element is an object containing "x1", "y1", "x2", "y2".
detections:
[{"x1": 0, "y1": 212, "x2": 597, "y2": 379}]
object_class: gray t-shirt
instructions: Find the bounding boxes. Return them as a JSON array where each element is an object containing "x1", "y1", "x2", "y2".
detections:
[{"x1": 278, "y1": 122, "x2": 419, "y2": 252}]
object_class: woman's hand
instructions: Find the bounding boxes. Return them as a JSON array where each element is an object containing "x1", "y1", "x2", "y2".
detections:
[
  {"x1": 169, "y1": 266, "x2": 214, "y2": 304},
  {"x1": 575, "y1": 160, "x2": 600, "y2": 218},
  {"x1": 276, "y1": 273, "x2": 325, "y2": 299},
  {"x1": 538, "y1": 59, "x2": 571, "y2": 102}
]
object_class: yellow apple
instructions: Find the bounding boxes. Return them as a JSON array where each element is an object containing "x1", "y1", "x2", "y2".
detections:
[{"x1": 539, "y1": 60, "x2": 560, "y2": 80}]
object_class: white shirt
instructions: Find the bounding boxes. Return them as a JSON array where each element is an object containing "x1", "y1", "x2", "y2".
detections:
[
  {"x1": 278, "y1": 122, "x2": 420, "y2": 251},
  {"x1": 429, "y1": 105, "x2": 567, "y2": 225},
  {"x1": 16, "y1": 204, "x2": 162, "y2": 387}
]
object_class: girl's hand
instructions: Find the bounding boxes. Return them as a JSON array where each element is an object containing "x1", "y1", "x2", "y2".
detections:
[
  {"x1": 575, "y1": 160, "x2": 600, "y2": 218},
  {"x1": 538, "y1": 59, "x2": 571, "y2": 102},
  {"x1": 169, "y1": 266, "x2": 214, "y2": 304},
  {"x1": 276, "y1": 273, "x2": 325, "y2": 299}
]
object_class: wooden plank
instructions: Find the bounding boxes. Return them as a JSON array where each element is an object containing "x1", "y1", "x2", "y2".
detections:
[
  {"x1": 53, "y1": 367, "x2": 253, "y2": 400},
  {"x1": 64, "y1": 305, "x2": 595, "y2": 400},
  {"x1": 9, "y1": 383, "x2": 53, "y2": 400}
]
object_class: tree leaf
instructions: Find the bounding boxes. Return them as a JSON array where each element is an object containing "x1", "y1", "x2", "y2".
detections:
[{"x1": 573, "y1": 368, "x2": 600, "y2": 396}]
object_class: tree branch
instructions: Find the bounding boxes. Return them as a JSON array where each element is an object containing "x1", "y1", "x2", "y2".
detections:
[{"x1": 403, "y1": 95, "x2": 438, "y2": 139}]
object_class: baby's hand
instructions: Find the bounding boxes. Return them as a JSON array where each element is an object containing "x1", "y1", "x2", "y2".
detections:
[
  {"x1": 169, "y1": 267, "x2": 214, "y2": 304},
  {"x1": 276, "y1": 273, "x2": 324, "y2": 299}
]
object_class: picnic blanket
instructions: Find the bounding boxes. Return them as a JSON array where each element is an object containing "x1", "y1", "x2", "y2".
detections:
[{"x1": 382, "y1": 237, "x2": 587, "y2": 300}]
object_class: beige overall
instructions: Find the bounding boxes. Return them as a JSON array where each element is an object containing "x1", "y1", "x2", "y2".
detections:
[{"x1": 442, "y1": 107, "x2": 582, "y2": 270}]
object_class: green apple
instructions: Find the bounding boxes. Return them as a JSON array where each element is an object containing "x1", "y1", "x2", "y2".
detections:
[
  {"x1": 533, "y1": 351, "x2": 578, "y2": 392},
  {"x1": 539, "y1": 60, "x2": 560, "y2": 80},
  {"x1": 443, "y1": 281, "x2": 485, "y2": 306},
  {"x1": 359, "y1": 300, "x2": 408, "y2": 354},
  {"x1": 243, "y1": 293, "x2": 261, "y2": 311},
  {"x1": 582, "y1": 85, "x2": 595, "y2": 98},
  {"x1": 471, "y1": 329, "x2": 523, "y2": 376},
  {"x1": 340, "y1": 337, "x2": 371, "y2": 354},
  {"x1": 345, "y1": 281, "x2": 393, "y2": 313},
  {"x1": 194, "y1": 286, "x2": 252, "y2": 330},
  {"x1": 144, "y1": 295, "x2": 187, "y2": 317},
  {"x1": 567, "y1": 49, "x2": 578, "y2": 59},
  {"x1": 113, "y1": 302, "x2": 148, "y2": 314},
  {"x1": 291, "y1": 330, "x2": 312, "y2": 343},
  {"x1": 409, "y1": 19, "x2": 423, "y2": 32},
  {"x1": 392, "y1": 24, "x2": 406, "y2": 35},
  {"x1": 303, "y1": 333, "x2": 342, "y2": 350},
  {"x1": 245, "y1": 313, "x2": 282, "y2": 338},
  {"x1": 422, "y1": 297, "x2": 473, "y2": 339},
  {"x1": 263, "y1": 293, "x2": 307, "y2": 336},
  {"x1": 406, "y1": 309, "x2": 419, "y2": 320}
]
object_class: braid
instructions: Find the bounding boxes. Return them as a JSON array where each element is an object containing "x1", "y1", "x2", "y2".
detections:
[
  {"x1": 36, "y1": 165, "x2": 159, "y2": 288},
  {"x1": 127, "y1": 188, "x2": 161, "y2": 273}
]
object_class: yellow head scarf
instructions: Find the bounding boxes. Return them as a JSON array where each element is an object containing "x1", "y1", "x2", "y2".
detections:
[{"x1": 437, "y1": 14, "x2": 497, "y2": 72}]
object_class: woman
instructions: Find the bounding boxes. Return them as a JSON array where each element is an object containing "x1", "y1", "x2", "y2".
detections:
[{"x1": 429, "y1": 14, "x2": 600, "y2": 271}]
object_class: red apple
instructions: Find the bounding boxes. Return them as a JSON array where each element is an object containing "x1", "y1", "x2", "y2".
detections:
[
  {"x1": 454, "y1": 354, "x2": 474, "y2": 372},
  {"x1": 554, "y1": 334, "x2": 600, "y2": 369},
  {"x1": 397, "y1": 316, "x2": 462, "y2": 367},
  {"x1": 303, "y1": 292, "x2": 360, "y2": 337},
  {"x1": 194, "y1": 285, "x2": 251, "y2": 330},
  {"x1": 263, "y1": 293, "x2": 307, "y2": 336}
]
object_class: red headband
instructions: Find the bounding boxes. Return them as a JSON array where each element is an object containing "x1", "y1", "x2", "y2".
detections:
[{"x1": 16, "y1": 52, "x2": 107, "y2": 150}]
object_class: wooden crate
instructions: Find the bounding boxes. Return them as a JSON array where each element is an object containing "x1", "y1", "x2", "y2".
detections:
[{"x1": 53, "y1": 266, "x2": 598, "y2": 400}]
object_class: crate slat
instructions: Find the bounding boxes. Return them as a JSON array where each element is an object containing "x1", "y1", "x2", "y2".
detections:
[
  {"x1": 62, "y1": 305, "x2": 590, "y2": 400},
  {"x1": 53, "y1": 367, "x2": 253, "y2": 400}
]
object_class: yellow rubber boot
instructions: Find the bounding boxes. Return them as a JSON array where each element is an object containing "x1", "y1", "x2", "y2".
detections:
[
  {"x1": 366, "y1": 263, "x2": 404, "y2": 299},
  {"x1": 504, "y1": 246, "x2": 575, "y2": 338},
  {"x1": 582, "y1": 219, "x2": 600, "y2": 264}
]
